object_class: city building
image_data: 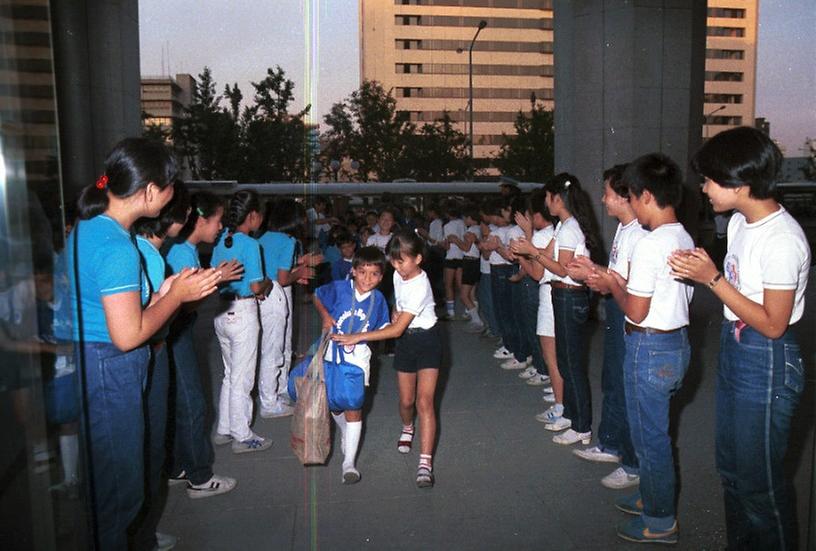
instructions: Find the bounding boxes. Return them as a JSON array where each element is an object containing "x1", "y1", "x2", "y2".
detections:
[
  {"x1": 140, "y1": 73, "x2": 196, "y2": 130},
  {"x1": 360, "y1": 0, "x2": 757, "y2": 171}
]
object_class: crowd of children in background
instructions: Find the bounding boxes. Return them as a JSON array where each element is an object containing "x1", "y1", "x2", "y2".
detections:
[{"x1": 50, "y1": 125, "x2": 810, "y2": 548}]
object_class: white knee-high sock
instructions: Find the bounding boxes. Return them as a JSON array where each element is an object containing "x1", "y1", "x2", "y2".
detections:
[
  {"x1": 332, "y1": 412, "x2": 347, "y2": 441},
  {"x1": 59, "y1": 434, "x2": 78, "y2": 483},
  {"x1": 343, "y1": 421, "x2": 362, "y2": 469},
  {"x1": 468, "y1": 307, "x2": 482, "y2": 325}
]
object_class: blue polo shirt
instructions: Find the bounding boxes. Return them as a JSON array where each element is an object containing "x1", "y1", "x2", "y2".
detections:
[
  {"x1": 66, "y1": 214, "x2": 149, "y2": 343},
  {"x1": 165, "y1": 240, "x2": 200, "y2": 274},
  {"x1": 136, "y1": 236, "x2": 170, "y2": 341},
  {"x1": 211, "y1": 231, "x2": 264, "y2": 297},
  {"x1": 257, "y1": 231, "x2": 295, "y2": 283}
]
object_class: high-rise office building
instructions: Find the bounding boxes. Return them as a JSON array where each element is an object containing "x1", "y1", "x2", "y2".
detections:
[
  {"x1": 704, "y1": 1, "x2": 758, "y2": 139},
  {"x1": 360, "y1": 0, "x2": 757, "y2": 171},
  {"x1": 140, "y1": 73, "x2": 196, "y2": 130}
]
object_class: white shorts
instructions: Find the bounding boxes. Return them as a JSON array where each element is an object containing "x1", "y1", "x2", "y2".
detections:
[{"x1": 536, "y1": 283, "x2": 554, "y2": 337}]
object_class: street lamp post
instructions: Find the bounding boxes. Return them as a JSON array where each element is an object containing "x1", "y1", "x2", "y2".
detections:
[
  {"x1": 463, "y1": 20, "x2": 486, "y2": 181},
  {"x1": 704, "y1": 105, "x2": 726, "y2": 139}
]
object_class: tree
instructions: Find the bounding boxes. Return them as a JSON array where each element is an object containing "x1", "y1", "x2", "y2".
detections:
[
  {"x1": 801, "y1": 138, "x2": 816, "y2": 181},
  {"x1": 403, "y1": 112, "x2": 468, "y2": 181},
  {"x1": 322, "y1": 80, "x2": 411, "y2": 181},
  {"x1": 493, "y1": 96, "x2": 555, "y2": 182}
]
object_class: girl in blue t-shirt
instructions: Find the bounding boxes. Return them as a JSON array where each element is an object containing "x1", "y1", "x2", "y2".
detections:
[
  {"x1": 257, "y1": 199, "x2": 318, "y2": 419},
  {"x1": 67, "y1": 138, "x2": 221, "y2": 550},
  {"x1": 211, "y1": 190, "x2": 272, "y2": 453}
]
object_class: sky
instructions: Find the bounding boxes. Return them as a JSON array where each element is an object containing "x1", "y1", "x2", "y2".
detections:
[{"x1": 139, "y1": 0, "x2": 815, "y2": 155}]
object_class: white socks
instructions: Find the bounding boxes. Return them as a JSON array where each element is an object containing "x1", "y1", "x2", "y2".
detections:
[
  {"x1": 332, "y1": 413, "x2": 361, "y2": 470},
  {"x1": 467, "y1": 307, "x2": 482, "y2": 325},
  {"x1": 59, "y1": 434, "x2": 79, "y2": 484},
  {"x1": 446, "y1": 301, "x2": 455, "y2": 316},
  {"x1": 343, "y1": 421, "x2": 362, "y2": 470}
]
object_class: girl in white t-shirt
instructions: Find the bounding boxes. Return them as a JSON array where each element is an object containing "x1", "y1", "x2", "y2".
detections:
[
  {"x1": 446, "y1": 205, "x2": 483, "y2": 331},
  {"x1": 441, "y1": 202, "x2": 466, "y2": 319},
  {"x1": 333, "y1": 230, "x2": 442, "y2": 489},
  {"x1": 670, "y1": 126, "x2": 810, "y2": 549},
  {"x1": 523, "y1": 174, "x2": 601, "y2": 447}
]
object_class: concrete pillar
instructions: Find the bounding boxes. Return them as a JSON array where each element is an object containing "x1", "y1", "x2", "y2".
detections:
[
  {"x1": 554, "y1": 0, "x2": 707, "y2": 246},
  {"x1": 50, "y1": 0, "x2": 142, "y2": 201}
]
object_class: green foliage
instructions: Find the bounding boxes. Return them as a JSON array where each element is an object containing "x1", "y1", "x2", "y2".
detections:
[
  {"x1": 801, "y1": 138, "x2": 816, "y2": 181},
  {"x1": 493, "y1": 96, "x2": 555, "y2": 182},
  {"x1": 322, "y1": 81, "x2": 467, "y2": 181},
  {"x1": 169, "y1": 66, "x2": 310, "y2": 182}
]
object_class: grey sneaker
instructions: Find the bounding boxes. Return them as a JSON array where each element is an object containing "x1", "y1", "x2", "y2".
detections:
[
  {"x1": 186, "y1": 474, "x2": 237, "y2": 499},
  {"x1": 573, "y1": 445, "x2": 621, "y2": 464},
  {"x1": 602, "y1": 467, "x2": 640, "y2": 490},
  {"x1": 232, "y1": 434, "x2": 273, "y2": 454},
  {"x1": 212, "y1": 433, "x2": 233, "y2": 446},
  {"x1": 154, "y1": 531, "x2": 177, "y2": 551},
  {"x1": 260, "y1": 402, "x2": 294, "y2": 418}
]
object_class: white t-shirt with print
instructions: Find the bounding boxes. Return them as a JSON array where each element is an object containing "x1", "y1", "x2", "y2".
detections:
[
  {"x1": 444, "y1": 218, "x2": 467, "y2": 260},
  {"x1": 464, "y1": 225, "x2": 480, "y2": 258},
  {"x1": 550, "y1": 217, "x2": 588, "y2": 286},
  {"x1": 723, "y1": 208, "x2": 811, "y2": 324},
  {"x1": 532, "y1": 225, "x2": 555, "y2": 283},
  {"x1": 626, "y1": 223, "x2": 694, "y2": 330},
  {"x1": 488, "y1": 225, "x2": 511, "y2": 266},
  {"x1": 608, "y1": 219, "x2": 649, "y2": 280},
  {"x1": 394, "y1": 270, "x2": 438, "y2": 329},
  {"x1": 366, "y1": 232, "x2": 392, "y2": 254}
]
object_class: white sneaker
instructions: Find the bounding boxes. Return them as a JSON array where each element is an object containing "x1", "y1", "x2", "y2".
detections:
[
  {"x1": 231, "y1": 433, "x2": 273, "y2": 454},
  {"x1": 553, "y1": 429, "x2": 592, "y2": 446},
  {"x1": 260, "y1": 402, "x2": 294, "y2": 418},
  {"x1": 186, "y1": 474, "x2": 237, "y2": 499},
  {"x1": 493, "y1": 346, "x2": 513, "y2": 359},
  {"x1": 573, "y1": 445, "x2": 621, "y2": 464},
  {"x1": 601, "y1": 467, "x2": 640, "y2": 489},
  {"x1": 535, "y1": 404, "x2": 563, "y2": 423},
  {"x1": 542, "y1": 392, "x2": 556, "y2": 403},
  {"x1": 518, "y1": 366, "x2": 538, "y2": 379},
  {"x1": 501, "y1": 358, "x2": 528, "y2": 370},
  {"x1": 526, "y1": 373, "x2": 550, "y2": 386},
  {"x1": 543, "y1": 416, "x2": 571, "y2": 432},
  {"x1": 155, "y1": 531, "x2": 178, "y2": 551}
]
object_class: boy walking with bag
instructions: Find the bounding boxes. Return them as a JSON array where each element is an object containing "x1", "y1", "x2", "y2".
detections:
[{"x1": 312, "y1": 247, "x2": 390, "y2": 483}]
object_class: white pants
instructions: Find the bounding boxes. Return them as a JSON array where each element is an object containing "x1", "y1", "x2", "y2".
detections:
[
  {"x1": 258, "y1": 283, "x2": 289, "y2": 411},
  {"x1": 214, "y1": 298, "x2": 260, "y2": 441},
  {"x1": 283, "y1": 285, "x2": 293, "y2": 374}
]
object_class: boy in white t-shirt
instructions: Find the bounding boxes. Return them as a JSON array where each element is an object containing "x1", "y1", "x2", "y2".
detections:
[
  {"x1": 669, "y1": 126, "x2": 810, "y2": 549},
  {"x1": 566, "y1": 165, "x2": 648, "y2": 490},
  {"x1": 588, "y1": 153, "x2": 693, "y2": 545}
]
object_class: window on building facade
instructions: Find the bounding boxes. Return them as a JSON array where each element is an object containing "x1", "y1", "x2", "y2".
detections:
[
  {"x1": 396, "y1": 63, "x2": 424, "y2": 74},
  {"x1": 707, "y1": 26, "x2": 745, "y2": 37},
  {"x1": 419, "y1": 39, "x2": 552, "y2": 53},
  {"x1": 705, "y1": 115, "x2": 743, "y2": 126},
  {"x1": 705, "y1": 48, "x2": 745, "y2": 60},
  {"x1": 400, "y1": 0, "x2": 552, "y2": 7},
  {"x1": 707, "y1": 7, "x2": 745, "y2": 18},
  {"x1": 421, "y1": 15, "x2": 552, "y2": 29},
  {"x1": 396, "y1": 87, "x2": 424, "y2": 98},
  {"x1": 395, "y1": 15, "x2": 422, "y2": 25},
  {"x1": 703, "y1": 93, "x2": 743, "y2": 104},
  {"x1": 705, "y1": 71, "x2": 743, "y2": 82},
  {"x1": 395, "y1": 39, "x2": 422, "y2": 50}
]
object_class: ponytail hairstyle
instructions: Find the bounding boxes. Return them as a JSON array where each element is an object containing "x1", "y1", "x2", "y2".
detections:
[
  {"x1": 133, "y1": 180, "x2": 191, "y2": 239},
  {"x1": 180, "y1": 191, "x2": 222, "y2": 238},
  {"x1": 223, "y1": 190, "x2": 260, "y2": 248},
  {"x1": 78, "y1": 137, "x2": 177, "y2": 220},
  {"x1": 386, "y1": 229, "x2": 426, "y2": 263},
  {"x1": 544, "y1": 173, "x2": 602, "y2": 261}
]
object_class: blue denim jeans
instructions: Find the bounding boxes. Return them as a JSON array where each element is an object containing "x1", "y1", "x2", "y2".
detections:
[
  {"x1": 133, "y1": 344, "x2": 170, "y2": 551},
  {"x1": 491, "y1": 265, "x2": 520, "y2": 355},
  {"x1": 598, "y1": 298, "x2": 638, "y2": 472},
  {"x1": 509, "y1": 269, "x2": 531, "y2": 362},
  {"x1": 519, "y1": 276, "x2": 546, "y2": 374},
  {"x1": 552, "y1": 288, "x2": 591, "y2": 433},
  {"x1": 624, "y1": 328, "x2": 690, "y2": 532},
  {"x1": 77, "y1": 342, "x2": 149, "y2": 551},
  {"x1": 478, "y1": 272, "x2": 500, "y2": 335},
  {"x1": 717, "y1": 322, "x2": 803, "y2": 550},
  {"x1": 168, "y1": 315, "x2": 214, "y2": 485}
]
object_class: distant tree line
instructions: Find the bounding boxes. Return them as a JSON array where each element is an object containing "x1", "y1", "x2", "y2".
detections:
[{"x1": 144, "y1": 67, "x2": 554, "y2": 183}]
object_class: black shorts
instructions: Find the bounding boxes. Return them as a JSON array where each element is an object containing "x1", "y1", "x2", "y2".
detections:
[
  {"x1": 394, "y1": 324, "x2": 442, "y2": 373},
  {"x1": 443, "y1": 258, "x2": 462, "y2": 270},
  {"x1": 461, "y1": 257, "x2": 480, "y2": 285}
]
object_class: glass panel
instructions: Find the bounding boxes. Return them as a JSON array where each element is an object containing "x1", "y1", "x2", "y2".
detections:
[{"x1": 0, "y1": 1, "x2": 85, "y2": 549}]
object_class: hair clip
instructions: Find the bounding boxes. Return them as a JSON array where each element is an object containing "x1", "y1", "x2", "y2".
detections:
[
  {"x1": 95, "y1": 174, "x2": 109, "y2": 190},
  {"x1": 563, "y1": 180, "x2": 571, "y2": 189},
  {"x1": 196, "y1": 207, "x2": 205, "y2": 217}
]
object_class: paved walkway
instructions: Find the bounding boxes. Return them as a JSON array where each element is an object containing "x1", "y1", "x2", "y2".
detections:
[{"x1": 158, "y1": 281, "x2": 816, "y2": 550}]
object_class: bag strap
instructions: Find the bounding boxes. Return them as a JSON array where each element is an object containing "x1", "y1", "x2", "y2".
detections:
[
  {"x1": 307, "y1": 330, "x2": 331, "y2": 382},
  {"x1": 333, "y1": 290, "x2": 378, "y2": 363}
]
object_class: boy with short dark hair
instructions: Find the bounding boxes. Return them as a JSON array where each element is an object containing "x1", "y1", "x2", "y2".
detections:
[
  {"x1": 588, "y1": 153, "x2": 693, "y2": 545},
  {"x1": 331, "y1": 232, "x2": 357, "y2": 281},
  {"x1": 313, "y1": 246, "x2": 390, "y2": 484}
]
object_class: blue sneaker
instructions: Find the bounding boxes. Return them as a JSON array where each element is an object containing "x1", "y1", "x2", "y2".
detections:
[
  {"x1": 617, "y1": 516, "x2": 678, "y2": 545},
  {"x1": 232, "y1": 433, "x2": 272, "y2": 454},
  {"x1": 615, "y1": 492, "x2": 643, "y2": 515}
]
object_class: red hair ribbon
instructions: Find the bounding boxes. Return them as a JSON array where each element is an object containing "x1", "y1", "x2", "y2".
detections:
[{"x1": 96, "y1": 174, "x2": 108, "y2": 189}]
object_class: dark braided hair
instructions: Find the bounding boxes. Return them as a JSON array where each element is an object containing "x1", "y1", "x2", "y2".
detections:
[
  {"x1": 180, "y1": 191, "x2": 222, "y2": 239},
  {"x1": 544, "y1": 173, "x2": 602, "y2": 262},
  {"x1": 223, "y1": 190, "x2": 260, "y2": 248}
]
